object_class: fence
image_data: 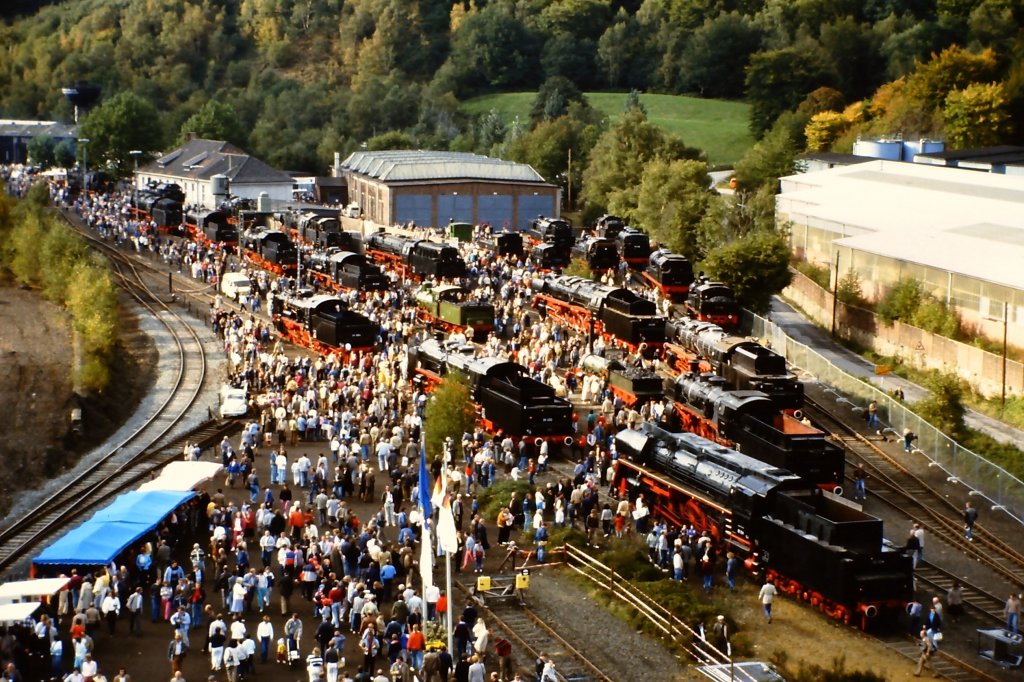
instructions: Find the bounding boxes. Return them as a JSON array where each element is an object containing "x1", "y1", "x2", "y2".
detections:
[{"x1": 747, "y1": 312, "x2": 1024, "y2": 524}]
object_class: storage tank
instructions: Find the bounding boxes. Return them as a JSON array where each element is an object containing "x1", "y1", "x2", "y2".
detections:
[
  {"x1": 257, "y1": 192, "x2": 272, "y2": 213},
  {"x1": 903, "y1": 139, "x2": 944, "y2": 159},
  {"x1": 211, "y1": 174, "x2": 229, "y2": 198},
  {"x1": 853, "y1": 139, "x2": 902, "y2": 160}
]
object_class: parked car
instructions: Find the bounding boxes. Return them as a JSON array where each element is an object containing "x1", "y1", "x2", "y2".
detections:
[{"x1": 219, "y1": 385, "x2": 248, "y2": 418}]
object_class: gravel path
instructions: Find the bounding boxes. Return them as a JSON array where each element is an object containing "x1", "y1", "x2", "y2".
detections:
[{"x1": 522, "y1": 568, "x2": 689, "y2": 681}]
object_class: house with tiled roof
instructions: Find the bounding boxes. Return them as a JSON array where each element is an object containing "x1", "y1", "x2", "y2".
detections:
[
  {"x1": 136, "y1": 136, "x2": 294, "y2": 209},
  {"x1": 0, "y1": 119, "x2": 77, "y2": 164}
]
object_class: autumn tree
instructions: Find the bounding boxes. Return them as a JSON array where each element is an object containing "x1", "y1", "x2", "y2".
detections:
[
  {"x1": 745, "y1": 42, "x2": 838, "y2": 137},
  {"x1": 944, "y1": 82, "x2": 1013, "y2": 148},
  {"x1": 904, "y1": 45, "x2": 1000, "y2": 106}
]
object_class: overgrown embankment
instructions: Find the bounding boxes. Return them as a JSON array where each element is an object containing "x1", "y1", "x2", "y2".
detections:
[{"x1": 0, "y1": 185, "x2": 119, "y2": 392}]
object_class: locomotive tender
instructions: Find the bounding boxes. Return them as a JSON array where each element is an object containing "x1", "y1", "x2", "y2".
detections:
[
  {"x1": 272, "y1": 293, "x2": 379, "y2": 355},
  {"x1": 686, "y1": 278, "x2": 741, "y2": 328},
  {"x1": 613, "y1": 423, "x2": 913, "y2": 630},
  {"x1": 242, "y1": 229, "x2": 298, "y2": 275},
  {"x1": 186, "y1": 209, "x2": 237, "y2": 249},
  {"x1": 414, "y1": 283, "x2": 495, "y2": 340},
  {"x1": 410, "y1": 339, "x2": 575, "y2": 443},
  {"x1": 571, "y1": 235, "x2": 619, "y2": 272}
]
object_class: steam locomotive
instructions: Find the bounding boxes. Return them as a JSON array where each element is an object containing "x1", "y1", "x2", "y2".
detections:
[
  {"x1": 686, "y1": 277, "x2": 741, "y2": 328},
  {"x1": 613, "y1": 423, "x2": 913, "y2": 630},
  {"x1": 409, "y1": 339, "x2": 575, "y2": 443},
  {"x1": 363, "y1": 231, "x2": 466, "y2": 280},
  {"x1": 579, "y1": 354, "x2": 665, "y2": 407},
  {"x1": 616, "y1": 227, "x2": 651, "y2": 268},
  {"x1": 531, "y1": 275, "x2": 666, "y2": 352},
  {"x1": 571, "y1": 236, "x2": 619, "y2": 272},
  {"x1": 242, "y1": 229, "x2": 299, "y2": 276},
  {"x1": 129, "y1": 182, "x2": 185, "y2": 232},
  {"x1": 667, "y1": 370, "x2": 843, "y2": 489},
  {"x1": 272, "y1": 292, "x2": 380, "y2": 355},
  {"x1": 593, "y1": 214, "x2": 625, "y2": 239},
  {"x1": 526, "y1": 216, "x2": 574, "y2": 250},
  {"x1": 282, "y1": 209, "x2": 352, "y2": 248},
  {"x1": 665, "y1": 317, "x2": 802, "y2": 410},
  {"x1": 186, "y1": 209, "x2": 237, "y2": 250},
  {"x1": 414, "y1": 283, "x2": 495, "y2": 340},
  {"x1": 642, "y1": 249, "x2": 694, "y2": 301},
  {"x1": 307, "y1": 249, "x2": 389, "y2": 294}
]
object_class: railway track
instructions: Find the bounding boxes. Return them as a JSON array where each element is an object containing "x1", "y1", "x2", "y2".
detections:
[
  {"x1": 453, "y1": 577, "x2": 613, "y2": 682},
  {"x1": 803, "y1": 394, "x2": 1020, "y2": 681},
  {"x1": 0, "y1": 215, "x2": 231, "y2": 574}
]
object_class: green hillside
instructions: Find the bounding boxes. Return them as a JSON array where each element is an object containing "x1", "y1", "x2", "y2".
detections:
[{"x1": 462, "y1": 92, "x2": 753, "y2": 167}]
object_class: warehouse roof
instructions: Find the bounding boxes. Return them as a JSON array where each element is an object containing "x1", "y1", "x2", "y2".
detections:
[
  {"x1": 0, "y1": 119, "x2": 76, "y2": 139},
  {"x1": 778, "y1": 160, "x2": 1024, "y2": 288},
  {"x1": 341, "y1": 150, "x2": 548, "y2": 184},
  {"x1": 140, "y1": 137, "x2": 293, "y2": 185}
]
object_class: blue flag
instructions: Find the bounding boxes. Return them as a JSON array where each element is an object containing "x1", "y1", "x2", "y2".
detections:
[{"x1": 418, "y1": 440, "x2": 432, "y2": 519}]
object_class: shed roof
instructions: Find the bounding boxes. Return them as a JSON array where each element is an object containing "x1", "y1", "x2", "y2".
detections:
[
  {"x1": 778, "y1": 160, "x2": 1024, "y2": 289},
  {"x1": 341, "y1": 150, "x2": 549, "y2": 184},
  {"x1": 0, "y1": 119, "x2": 76, "y2": 139},
  {"x1": 140, "y1": 137, "x2": 293, "y2": 185}
]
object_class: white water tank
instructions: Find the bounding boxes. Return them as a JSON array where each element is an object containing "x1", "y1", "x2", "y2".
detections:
[
  {"x1": 211, "y1": 174, "x2": 229, "y2": 197},
  {"x1": 257, "y1": 192, "x2": 271, "y2": 213},
  {"x1": 853, "y1": 139, "x2": 902, "y2": 160}
]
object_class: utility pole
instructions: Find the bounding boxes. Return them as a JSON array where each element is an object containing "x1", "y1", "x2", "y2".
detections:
[
  {"x1": 567, "y1": 147, "x2": 572, "y2": 212},
  {"x1": 1002, "y1": 300, "x2": 1008, "y2": 410},
  {"x1": 831, "y1": 251, "x2": 839, "y2": 338},
  {"x1": 78, "y1": 138, "x2": 90, "y2": 192}
]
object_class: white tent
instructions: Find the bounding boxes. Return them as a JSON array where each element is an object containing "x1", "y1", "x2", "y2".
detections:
[
  {"x1": 137, "y1": 461, "x2": 223, "y2": 492},
  {"x1": 0, "y1": 602, "x2": 40, "y2": 625},
  {"x1": 0, "y1": 577, "x2": 70, "y2": 604}
]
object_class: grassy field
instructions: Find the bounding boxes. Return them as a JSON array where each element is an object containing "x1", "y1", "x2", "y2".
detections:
[{"x1": 461, "y1": 91, "x2": 754, "y2": 167}]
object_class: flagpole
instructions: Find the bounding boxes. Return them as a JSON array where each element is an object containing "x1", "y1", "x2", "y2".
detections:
[{"x1": 446, "y1": 548, "x2": 454, "y2": 655}]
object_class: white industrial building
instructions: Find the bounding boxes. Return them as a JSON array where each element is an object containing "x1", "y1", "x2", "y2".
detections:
[
  {"x1": 778, "y1": 159, "x2": 1024, "y2": 345},
  {"x1": 136, "y1": 137, "x2": 294, "y2": 209}
]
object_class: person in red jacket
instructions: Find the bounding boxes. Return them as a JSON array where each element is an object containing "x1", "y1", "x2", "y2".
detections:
[{"x1": 406, "y1": 624, "x2": 425, "y2": 671}]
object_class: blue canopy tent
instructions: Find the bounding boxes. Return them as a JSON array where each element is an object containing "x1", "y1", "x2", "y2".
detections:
[
  {"x1": 90, "y1": 490, "x2": 194, "y2": 527},
  {"x1": 34, "y1": 489, "x2": 195, "y2": 568}
]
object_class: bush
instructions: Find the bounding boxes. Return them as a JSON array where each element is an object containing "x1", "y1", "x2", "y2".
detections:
[
  {"x1": 562, "y1": 256, "x2": 594, "y2": 280},
  {"x1": 423, "y1": 371, "x2": 477, "y2": 462},
  {"x1": 876, "y1": 279, "x2": 921, "y2": 324},
  {"x1": 476, "y1": 479, "x2": 533, "y2": 522},
  {"x1": 794, "y1": 261, "x2": 829, "y2": 289},
  {"x1": 910, "y1": 297, "x2": 961, "y2": 338},
  {"x1": 914, "y1": 372, "x2": 967, "y2": 436},
  {"x1": 771, "y1": 652, "x2": 886, "y2": 682},
  {"x1": 837, "y1": 268, "x2": 869, "y2": 308}
]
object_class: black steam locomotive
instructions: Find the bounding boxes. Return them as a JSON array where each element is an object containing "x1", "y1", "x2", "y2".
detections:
[
  {"x1": 668, "y1": 371, "x2": 843, "y2": 489},
  {"x1": 665, "y1": 317, "x2": 802, "y2": 410},
  {"x1": 130, "y1": 182, "x2": 185, "y2": 231},
  {"x1": 616, "y1": 227, "x2": 651, "y2": 268},
  {"x1": 307, "y1": 249, "x2": 389, "y2": 293},
  {"x1": 363, "y1": 231, "x2": 466, "y2": 280},
  {"x1": 272, "y1": 293, "x2": 380, "y2": 355},
  {"x1": 526, "y1": 216, "x2": 574, "y2": 250},
  {"x1": 409, "y1": 339, "x2": 575, "y2": 443},
  {"x1": 242, "y1": 229, "x2": 298, "y2": 275},
  {"x1": 477, "y1": 232, "x2": 525, "y2": 259},
  {"x1": 186, "y1": 209, "x2": 237, "y2": 249},
  {"x1": 593, "y1": 214, "x2": 625, "y2": 239},
  {"x1": 282, "y1": 209, "x2": 351, "y2": 248},
  {"x1": 613, "y1": 423, "x2": 913, "y2": 630},
  {"x1": 531, "y1": 275, "x2": 666, "y2": 352},
  {"x1": 570, "y1": 236, "x2": 619, "y2": 272},
  {"x1": 642, "y1": 249, "x2": 694, "y2": 301},
  {"x1": 686, "y1": 277, "x2": 741, "y2": 328}
]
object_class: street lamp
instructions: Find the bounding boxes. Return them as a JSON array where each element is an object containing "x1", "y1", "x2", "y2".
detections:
[
  {"x1": 78, "y1": 138, "x2": 90, "y2": 192},
  {"x1": 129, "y1": 150, "x2": 142, "y2": 216}
]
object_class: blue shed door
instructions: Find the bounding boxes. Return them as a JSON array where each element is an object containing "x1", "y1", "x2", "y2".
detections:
[
  {"x1": 437, "y1": 194, "x2": 473, "y2": 226},
  {"x1": 477, "y1": 195, "x2": 514, "y2": 230},
  {"x1": 394, "y1": 194, "x2": 433, "y2": 228},
  {"x1": 517, "y1": 194, "x2": 556, "y2": 230}
]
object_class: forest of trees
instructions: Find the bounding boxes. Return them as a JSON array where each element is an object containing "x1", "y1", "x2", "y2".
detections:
[{"x1": 4, "y1": 0, "x2": 1024, "y2": 308}]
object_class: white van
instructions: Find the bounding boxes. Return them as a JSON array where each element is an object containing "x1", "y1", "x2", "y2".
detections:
[
  {"x1": 221, "y1": 272, "x2": 253, "y2": 301},
  {"x1": 343, "y1": 203, "x2": 361, "y2": 218}
]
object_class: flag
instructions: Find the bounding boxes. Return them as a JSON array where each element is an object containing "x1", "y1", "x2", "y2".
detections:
[
  {"x1": 437, "y1": 495, "x2": 459, "y2": 555},
  {"x1": 418, "y1": 439, "x2": 432, "y2": 520},
  {"x1": 419, "y1": 523, "x2": 434, "y2": 589},
  {"x1": 431, "y1": 461, "x2": 446, "y2": 509}
]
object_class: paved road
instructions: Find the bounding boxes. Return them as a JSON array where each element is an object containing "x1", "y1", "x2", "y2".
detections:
[{"x1": 769, "y1": 296, "x2": 1024, "y2": 447}]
